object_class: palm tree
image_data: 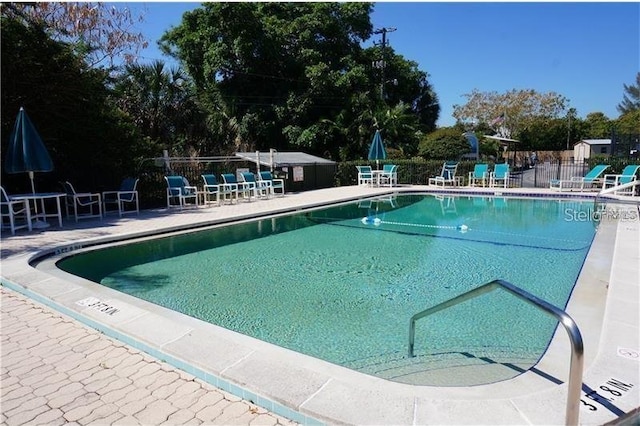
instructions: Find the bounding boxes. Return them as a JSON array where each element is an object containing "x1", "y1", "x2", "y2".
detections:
[{"x1": 112, "y1": 60, "x2": 204, "y2": 153}]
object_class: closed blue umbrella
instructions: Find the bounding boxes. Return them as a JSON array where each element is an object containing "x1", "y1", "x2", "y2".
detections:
[
  {"x1": 5, "y1": 107, "x2": 54, "y2": 228},
  {"x1": 368, "y1": 129, "x2": 387, "y2": 168},
  {"x1": 5, "y1": 107, "x2": 53, "y2": 194}
]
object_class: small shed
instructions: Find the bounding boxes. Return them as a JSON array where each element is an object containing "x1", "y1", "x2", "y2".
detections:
[
  {"x1": 573, "y1": 139, "x2": 611, "y2": 163},
  {"x1": 235, "y1": 151, "x2": 337, "y2": 192}
]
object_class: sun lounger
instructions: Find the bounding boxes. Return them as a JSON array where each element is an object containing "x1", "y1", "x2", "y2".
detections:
[
  {"x1": 602, "y1": 164, "x2": 639, "y2": 196},
  {"x1": 549, "y1": 164, "x2": 609, "y2": 191}
]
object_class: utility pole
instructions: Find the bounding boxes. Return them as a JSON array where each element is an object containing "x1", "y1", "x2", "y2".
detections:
[
  {"x1": 373, "y1": 27, "x2": 396, "y2": 100},
  {"x1": 566, "y1": 107, "x2": 575, "y2": 151}
]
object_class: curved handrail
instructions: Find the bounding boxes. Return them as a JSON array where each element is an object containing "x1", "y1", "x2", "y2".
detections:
[
  {"x1": 408, "y1": 279, "x2": 583, "y2": 426},
  {"x1": 597, "y1": 179, "x2": 639, "y2": 197}
]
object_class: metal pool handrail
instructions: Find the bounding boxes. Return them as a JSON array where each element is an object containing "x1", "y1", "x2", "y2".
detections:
[
  {"x1": 407, "y1": 279, "x2": 584, "y2": 426},
  {"x1": 596, "y1": 179, "x2": 639, "y2": 198}
]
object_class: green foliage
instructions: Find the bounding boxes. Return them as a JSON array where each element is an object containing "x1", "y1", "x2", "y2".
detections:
[
  {"x1": 418, "y1": 126, "x2": 470, "y2": 160},
  {"x1": 0, "y1": 15, "x2": 151, "y2": 194},
  {"x1": 587, "y1": 155, "x2": 633, "y2": 175},
  {"x1": 582, "y1": 112, "x2": 612, "y2": 139},
  {"x1": 452, "y1": 88, "x2": 568, "y2": 140},
  {"x1": 111, "y1": 61, "x2": 211, "y2": 155},
  {"x1": 615, "y1": 110, "x2": 640, "y2": 134},
  {"x1": 617, "y1": 72, "x2": 640, "y2": 115},
  {"x1": 518, "y1": 118, "x2": 571, "y2": 151},
  {"x1": 160, "y1": 2, "x2": 440, "y2": 160}
]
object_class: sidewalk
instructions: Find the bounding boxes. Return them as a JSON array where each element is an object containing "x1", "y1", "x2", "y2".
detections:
[{"x1": 1, "y1": 287, "x2": 296, "y2": 425}]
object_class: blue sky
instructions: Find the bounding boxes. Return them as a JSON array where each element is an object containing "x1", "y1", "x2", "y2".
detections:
[{"x1": 125, "y1": 2, "x2": 639, "y2": 127}]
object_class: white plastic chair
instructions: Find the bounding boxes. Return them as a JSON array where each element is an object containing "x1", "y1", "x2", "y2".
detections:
[
  {"x1": 0, "y1": 186, "x2": 32, "y2": 234},
  {"x1": 102, "y1": 177, "x2": 139, "y2": 216},
  {"x1": 258, "y1": 171, "x2": 285, "y2": 197},
  {"x1": 378, "y1": 164, "x2": 398, "y2": 187},
  {"x1": 165, "y1": 176, "x2": 198, "y2": 209},
  {"x1": 356, "y1": 165, "x2": 374, "y2": 186},
  {"x1": 63, "y1": 181, "x2": 102, "y2": 221}
]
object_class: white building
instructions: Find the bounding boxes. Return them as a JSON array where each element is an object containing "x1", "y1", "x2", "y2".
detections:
[{"x1": 573, "y1": 139, "x2": 611, "y2": 163}]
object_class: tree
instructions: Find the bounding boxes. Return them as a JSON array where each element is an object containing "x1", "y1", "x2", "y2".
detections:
[
  {"x1": 3, "y1": 2, "x2": 147, "y2": 68},
  {"x1": 452, "y1": 89, "x2": 568, "y2": 139},
  {"x1": 617, "y1": 72, "x2": 640, "y2": 115},
  {"x1": 373, "y1": 49, "x2": 440, "y2": 133},
  {"x1": 615, "y1": 110, "x2": 640, "y2": 135},
  {"x1": 159, "y1": 2, "x2": 440, "y2": 159},
  {"x1": 418, "y1": 126, "x2": 470, "y2": 160},
  {"x1": 518, "y1": 118, "x2": 573, "y2": 151},
  {"x1": 582, "y1": 112, "x2": 612, "y2": 139},
  {"x1": 111, "y1": 61, "x2": 210, "y2": 155},
  {"x1": 1, "y1": 13, "x2": 150, "y2": 194},
  {"x1": 376, "y1": 102, "x2": 422, "y2": 158}
]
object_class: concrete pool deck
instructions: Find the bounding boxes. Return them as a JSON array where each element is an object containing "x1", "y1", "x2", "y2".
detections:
[{"x1": 1, "y1": 185, "x2": 638, "y2": 425}]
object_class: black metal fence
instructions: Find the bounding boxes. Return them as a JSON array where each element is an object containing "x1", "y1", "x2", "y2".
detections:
[{"x1": 132, "y1": 156, "x2": 638, "y2": 209}]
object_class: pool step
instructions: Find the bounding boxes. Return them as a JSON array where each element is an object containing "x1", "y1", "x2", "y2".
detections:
[{"x1": 344, "y1": 349, "x2": 540, "y2": 386}]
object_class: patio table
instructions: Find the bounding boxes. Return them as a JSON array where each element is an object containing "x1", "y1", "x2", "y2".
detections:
[{"x1": 10, "y1": 192, "x2": 65, "y2": 228}]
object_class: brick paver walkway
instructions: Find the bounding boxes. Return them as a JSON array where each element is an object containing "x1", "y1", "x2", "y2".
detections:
[{"x1": 1, "y1": 287, "x2": 297, "y2": 426}]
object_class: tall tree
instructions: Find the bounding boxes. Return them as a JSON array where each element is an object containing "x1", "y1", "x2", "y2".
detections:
[
  {"x1": 582, "y1": 112, "x2": 612, "y2": 139},
  {"x1": 1, "y1": 13, "x2": 149, "y2": 193},
  {"x1": 2, "y1": 2, "x2": 147, "y2": 68},
  {"x1": 160, "y1": 2, "x2": 440, "y2": 159},
  {"x1": 111, "y1": 61, "x2": 209, "y2": 155},
  {"x1": 452, "y1": 89, "x2": 568, "y2": 139},
  {"x1": 615, "y1": 110, "x2": 640, "y2": 135},
  {"x1": 617, "y1": 72, "x2": 640, "y2": 115}
]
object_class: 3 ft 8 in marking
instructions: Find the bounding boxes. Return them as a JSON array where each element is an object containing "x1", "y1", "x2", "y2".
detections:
[{"x1": 581, "y1": 378, "x2": 634, "y2": 412}]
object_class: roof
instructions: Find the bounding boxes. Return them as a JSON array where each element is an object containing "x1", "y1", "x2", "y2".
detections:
[
  {"x1": 235, "y1": 151, "x2": 336, "y2": 166},
  {"x1": 576, "y1": 139, "x2": 612, "y2": 146}
]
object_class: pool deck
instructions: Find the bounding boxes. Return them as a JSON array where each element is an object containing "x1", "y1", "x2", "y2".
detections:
[{"x1": 1, "y1": 185, "x2": 639, "y2": 425}]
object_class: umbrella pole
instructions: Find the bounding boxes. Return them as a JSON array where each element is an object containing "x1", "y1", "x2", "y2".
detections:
[{"x1": 29, "y1": 171, "x2": 36, "y2": 195}]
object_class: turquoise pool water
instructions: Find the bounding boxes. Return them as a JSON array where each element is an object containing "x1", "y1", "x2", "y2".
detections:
[{"x1": 58, "y1": 194, "x2": 596, "y2": 386}]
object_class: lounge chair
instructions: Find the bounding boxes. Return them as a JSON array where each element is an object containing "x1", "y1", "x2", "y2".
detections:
[
  {"x1": 489, "y1": 163, "x2": 509, "y2": 188},
  {"x1": 102, "y1": 177, "x2": 139, "y2": 217},
  {"x1": 549, "y1": 164, "x2": 609, "y2": 191},
  {"x1": 258, "y1": 171, "x2": 285, "y2": 197},
  {"x1": 378, "y1": 164, "x2": 398, "y2": 187},
  {"x1": 1, "y1": 186, "x2": 32, "y2": 234},
  {"x1": 428, "y1": 161, "x2": 459, "y2": 186},
  {"x1": 165, "y1": 175, "x2": 198, "y2": 209},
  {"x1": 221, "y1": 173, "x2": 253, "y2": 202},
  {"x1": 356, "y1": 165, "x2": 374, "y2": 186},
  {"x1": 602, "y1": 164, "x2": 639, "y2": 196},
  {"x1": 239, "y1": 172, "x2": 269, "y2": 199},
  {"x1": 468, "y1": 164, "x2": 489, "y2": 187},
  {"x1": 63, "y1": 181, "x2": 102, "y2": 221}
]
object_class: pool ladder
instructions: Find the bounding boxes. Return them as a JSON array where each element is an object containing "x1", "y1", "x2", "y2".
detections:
[{"x1": 408, "y1": 279, "x2": 584, "y2": 426}]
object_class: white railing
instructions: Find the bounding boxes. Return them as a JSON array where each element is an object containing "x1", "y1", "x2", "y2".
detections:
[
  {"x1": 408, "y1": 279, "x2": 584, "y2": 426},
  {"x1": 598, "y1": 179, "x2": 639, "y2": 197}
]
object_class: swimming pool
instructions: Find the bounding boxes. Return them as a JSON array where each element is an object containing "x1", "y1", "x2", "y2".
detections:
[{"x1": 57, "y1": 194, "x2": 597, "y2": 386}]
